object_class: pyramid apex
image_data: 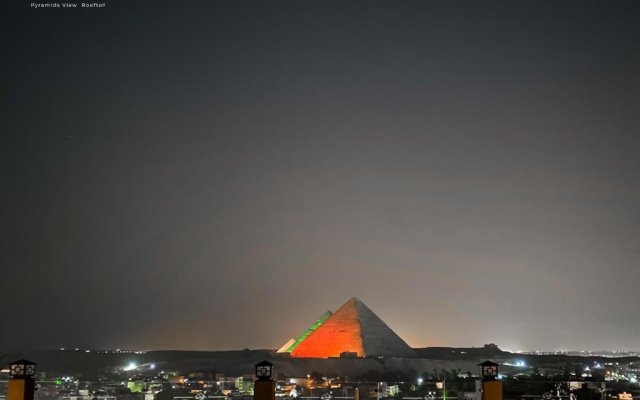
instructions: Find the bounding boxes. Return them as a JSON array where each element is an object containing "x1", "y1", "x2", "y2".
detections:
[
  {"x1": 339, "y1": 297, "x2": 365, "y2": 310},
  {"x1": 347, "y1": 296, "x2": 369, "y2": 305}
]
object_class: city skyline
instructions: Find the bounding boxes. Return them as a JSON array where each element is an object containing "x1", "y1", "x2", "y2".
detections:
[{"x1": 2, "y1": 1, "x2": 640, "y2": 352}]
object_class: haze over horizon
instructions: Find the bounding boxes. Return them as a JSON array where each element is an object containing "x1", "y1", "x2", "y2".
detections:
[{"x1": 2, "y1": 1, "x2": 640, "y2": 352}]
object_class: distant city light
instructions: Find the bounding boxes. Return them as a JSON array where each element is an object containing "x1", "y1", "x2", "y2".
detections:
[
  {"x1": 123, "y1": 362, "x2": 137, "y2": 371},
  {"x1": 417, "y1": 378, "x2": 424, "y2": 384},
  {"x1": 150, "y1": 363, "x2": 156, "y2": 370},
  {"x1": 515, "y1": 360, "x2": 526, "y2": 367}
]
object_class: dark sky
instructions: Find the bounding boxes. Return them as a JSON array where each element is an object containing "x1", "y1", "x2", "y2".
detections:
[{"x1": 2, "y1": 0, "x2": 640, "y2": 352}]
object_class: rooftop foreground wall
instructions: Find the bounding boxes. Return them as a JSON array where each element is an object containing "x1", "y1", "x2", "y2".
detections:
[
  {"x1": 9, "y1": 349, "x2": 640, "y2": 379},
  {"x1": 272, "y1": 356, "x2": 482, "y2": 377},
  {"x1": 2, "y1": 349, "x2": 485, "y2": 377}
]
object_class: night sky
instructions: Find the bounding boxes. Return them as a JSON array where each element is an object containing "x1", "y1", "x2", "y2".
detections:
[{"x1": 2, "y1": 1, "x2": 640, "y2": 352}]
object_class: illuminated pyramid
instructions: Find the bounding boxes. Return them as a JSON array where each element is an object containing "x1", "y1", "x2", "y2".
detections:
[{"x1": 288, "y1": 297, "x2": 415, "y2": 358}]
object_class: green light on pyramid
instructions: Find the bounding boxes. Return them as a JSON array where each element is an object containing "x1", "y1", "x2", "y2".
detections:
[{"x1": 285, "y1": 311, "x2": 332, "y2": 353}]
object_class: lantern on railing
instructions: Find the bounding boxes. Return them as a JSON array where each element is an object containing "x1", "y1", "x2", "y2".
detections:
[
  {"x1": 6, "y1": 359, "x2": 37, "y2": 400},
  {"x1": 255, "y1": 360, "x2": 273, "y2": 381},
  {"x1": 479, "y1": 360, "x2": 499, "y2": 381},
  {"x1": 9, "y1": 360, "x2": 36, "y2": 379}
]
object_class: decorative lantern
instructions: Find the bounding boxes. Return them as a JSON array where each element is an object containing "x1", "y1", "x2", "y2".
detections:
[
  {"x1": 479, "y1": 361, "x2": 499, "y2": 381},
  {"x1": 255, "y1": 360, "x2": 273, "y2": 381},
  {"x1": 9, "y1": 360, "x2": 36, "y2": 379}
]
